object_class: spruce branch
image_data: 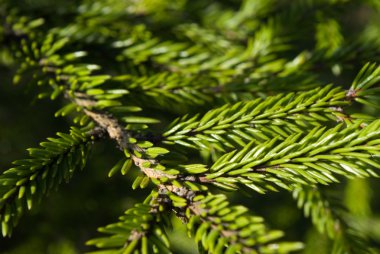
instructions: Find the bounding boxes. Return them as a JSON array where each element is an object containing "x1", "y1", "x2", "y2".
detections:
[
  {"x1": 70, "y1": 92, "x2": 212, "y2": 188},
  {"x1": 204, "y1": 120, "x2": 380, "y2": 193},
  {"x1": 87, "y1": 199, "x2": 172, "y2": 254},
  {"x1": 2, "y1": 1, "x2": 380, "y2": 253},
  {"x1": 178, "y1": 192, "x2": 304, "y2": 254},
  {"x1": 69, "y1": 83, "x2": 305, "y2": 254},
  {"x1": 71, "y1": 92, "x2": 175, "y2": 181},
  {"x1": 89, "y1": 185, "x2": 304, "y2": 254},
  {"x1": 163, "y1": 85, "x2": 353, "y2": 150},
  {"x1": 348, "y1": 62, "x2": 380, "y2": 108},
  {"x1": 0, "y1": 127, "x2": 100, "y2": 237},
  {"x1": 161, "y1": 62, "x2": 380, "y2": 162},
  {"x1": 69, "y1": 91, "x2": 216, "y2": 187},
  {"x1": 293, "y1": 185, "x2": 372, "y2": 254}
]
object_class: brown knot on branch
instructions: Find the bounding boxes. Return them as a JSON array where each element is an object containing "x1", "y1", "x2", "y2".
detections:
[{"x1": 346, "y1": 88, "x2": 359, "y2": 100}]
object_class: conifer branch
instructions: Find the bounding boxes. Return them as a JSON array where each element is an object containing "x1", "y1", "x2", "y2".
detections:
[
  {"x1": 89, "y1": 186, "x2": 304, "y2": 254},
  {"x1": 163, "y1": 69, "x2": 380, "y2": 151},
  {"x1": 205, "y1": 120, "x2": 380, "y2": 192},
  {"x1": 70, "y1": 91, "x2": 305, "y2": 253},
  {"x1": 2, "y1": 1, "x2": 380, "y2": 253},
  {"x1": 0, "y1": 127, "x2": 100, "y2": 237},
  {"x1": 163, "y1": 85, "x2": 354, "y2": 149},
  {"x1": 70, "y1": 91, "x2": 176, "y2": 181},
  {"x1": 176, "y1": 192, "x2": 304, "y2": 254},
  {"x1": 293, "y1": 185, "x2": 372, "y2": 254},
  {"x1": 87, "y1": 200, "x2": 172, "y2": 254}
]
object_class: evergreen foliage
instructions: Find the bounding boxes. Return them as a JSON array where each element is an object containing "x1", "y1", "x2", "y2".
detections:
[{"x1": 1, "y1": 0, "x2": 380, "y2": 253}]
